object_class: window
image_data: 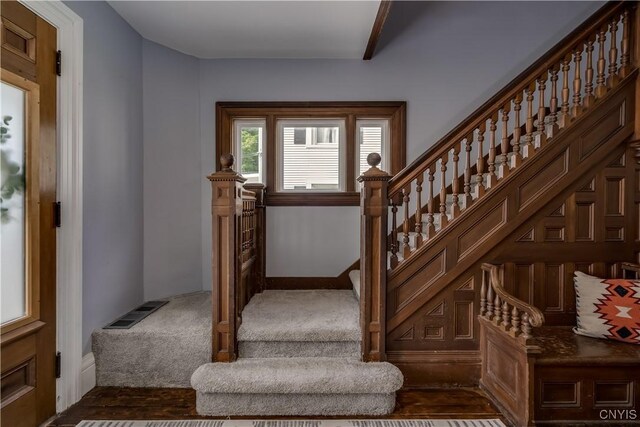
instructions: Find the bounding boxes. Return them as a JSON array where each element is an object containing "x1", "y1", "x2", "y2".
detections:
[
  {"x1": 217, "y1": 102, "x2": 406, "y2": 206},
  {"x1": 278, "y1": 120, "x2": 346, "y2": 191},
  {"x1": 357, "y1": 119, "x2": 390, "y2": 177},
  {"x1": 233, "y1": 119, "x2": 265, "y2": 183}
]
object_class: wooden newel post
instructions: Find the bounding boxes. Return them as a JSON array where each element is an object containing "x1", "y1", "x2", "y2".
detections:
[
  {"x1": 207, "y1": 153, "x2": 246, "y2": 362},
  {"x1": 358, "y1": 153, "x2": 390, "y2": 362}
]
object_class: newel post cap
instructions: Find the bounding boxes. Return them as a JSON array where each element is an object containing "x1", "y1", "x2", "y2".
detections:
[
  {"x1": 207, "y1": 153, "x2": 247, "y2": 183},
  {"x1": 357, "y1": 152, "x2": 391, "y2": 182}
]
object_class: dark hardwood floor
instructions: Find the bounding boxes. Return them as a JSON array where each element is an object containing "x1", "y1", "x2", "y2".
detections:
[{"x1": 49, "y1": 387, "x2": 504, "y2": 426}]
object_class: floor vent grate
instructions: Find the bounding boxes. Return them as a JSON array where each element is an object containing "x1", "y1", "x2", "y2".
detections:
[{"x1": 104, "y1": 300, "x2": 169, "y2": 329}]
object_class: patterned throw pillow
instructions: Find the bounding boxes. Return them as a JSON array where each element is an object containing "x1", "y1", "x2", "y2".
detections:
[{"x1": 573, "y1": 271, "x2": 640, "y2": 344}]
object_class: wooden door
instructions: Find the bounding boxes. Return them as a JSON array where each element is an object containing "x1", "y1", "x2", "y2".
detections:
[{"x1": 1, "y1": 1, "x2": 57, "y2": 426}]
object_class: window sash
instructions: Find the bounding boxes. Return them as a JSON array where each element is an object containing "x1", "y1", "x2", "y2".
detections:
[
  {"x1": 356, "y1": 118, "x2": 390, "y2": 181},
  {"x1": 233, "y1": 119, "x2": 266, "y2": 183},
  {"x1": 276, "y1": 119, "x2": 347, "y2": 192}
]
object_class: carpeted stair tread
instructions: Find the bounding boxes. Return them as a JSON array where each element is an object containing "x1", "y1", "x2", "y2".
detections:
[
  {"x1": 191, "y1": 357, "x2": 403, "y2": 394},
  {"x1": 238, "y1": 290, "x2": 360, "y2": 342}
]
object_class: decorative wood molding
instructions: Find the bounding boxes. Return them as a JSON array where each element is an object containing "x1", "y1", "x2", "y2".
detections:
[
  {"x1": 208, "y1": 154, "x2": 245, "y2": 363},
  {"x1": 18, "y1": 0, "x2": 84, "y2": 413},
  {"x1": 363, "y1": 0, "x2": 393, "y2": 60},
  {"x1": 358, "y1": 153, "x2": 391, "y2": 362},
  {"x1": 215, "y1": 101, "x2": 406, "y2": 206}
]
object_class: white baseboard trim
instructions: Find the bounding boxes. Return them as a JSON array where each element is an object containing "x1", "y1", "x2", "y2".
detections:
[{"x1": 80, "y1": 353, "x2": 96, "y2": 397}]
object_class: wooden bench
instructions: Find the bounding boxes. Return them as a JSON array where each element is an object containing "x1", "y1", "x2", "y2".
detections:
[{"x1": 478, "y1": 263, "x2": 640, "y2": 426}]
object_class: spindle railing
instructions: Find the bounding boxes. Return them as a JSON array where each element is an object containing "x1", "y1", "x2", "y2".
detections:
[
  {"x1": 384, "y1": 2, "x2": 636, "y2": 271},
  {"x1": 479, "y1": 264, "x2": 545, "y2": 342}
]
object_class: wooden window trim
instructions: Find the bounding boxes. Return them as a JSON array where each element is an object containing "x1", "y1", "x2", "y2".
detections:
[{"x1": 216, "y1": 101, "x2": 406, "y2": 206}]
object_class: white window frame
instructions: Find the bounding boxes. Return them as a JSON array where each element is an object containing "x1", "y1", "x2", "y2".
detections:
[
  {"x1": 233, "y1": 118, "x2": 266, "y2": 184},
  {"x1": 356, "y1": 118, "x2": 390, "y2": 180},
  {"x1": 276, "y1": 118, "x2": 347, "y2": 192}
]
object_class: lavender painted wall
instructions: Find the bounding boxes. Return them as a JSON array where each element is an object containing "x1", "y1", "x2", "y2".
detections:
[
  {"x1": 64, "y1": 1, "x2": 144, "y2": 354},
  {"x1": 142, "y1": 39, "x2": 201, "y2": 300},
  {"x1": 192, "y1": 1, "x2": 603, "y2": 287}
]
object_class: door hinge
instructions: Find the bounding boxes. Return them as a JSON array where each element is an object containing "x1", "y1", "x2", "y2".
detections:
[
  {"x1": 55, "y1": 352, "x2": 61, "y2": 378},
  {"x1": 54, "y1": 201, "x2": 61, "y2": 227},
  {"x1": 56, "y1": 50, "x2": 62, "y2": 76}
]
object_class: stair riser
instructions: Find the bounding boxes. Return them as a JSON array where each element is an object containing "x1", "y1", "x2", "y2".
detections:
[
  {"x1": 239, "y1": 341, "x2": 360, "y2": 358},
  {"x1": 196, "y1": 392, "x2": 397, "y2": 416}
]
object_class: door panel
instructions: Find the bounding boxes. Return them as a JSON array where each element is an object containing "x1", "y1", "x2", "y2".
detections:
[{"x1": 1, "y1": 1, "x2": 57, "y2": 425}]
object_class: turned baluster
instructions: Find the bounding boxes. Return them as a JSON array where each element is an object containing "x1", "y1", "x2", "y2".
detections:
[
  {"x1": 536, "y1": 72, "x2": 547, "y2": 147},
  {"x1": 439, "y1": 154, "x2": 449, "y2": 228},
  {"x1": 548, "y1": 65, "x2": 560, "y2": 135},
  {"x1": 511, "y1": 306, "x2": 520, "y2": 335},
  {"x1": 451, "y1": 143, "x2": 461, "y2": 218},
  {"x1": 571, "y1": 45, "x2": 583, "y2": 117},
  {"x1": 560, "y1": 55, "x2": 571, "y2": 126},
  {"x1": 464, "y1": 135, "x2": 473, "y2": 206},
  {"x1": 502, "y1": 301, "x2": 510, "y2": 328},
  {"x1": 402, "y1": 186, "x2": 411, "y2": 259},
  {"x1": 522, "y1": 83, "x2": 535, "y2": 158},
  {"x1": 486, "y1": 279, "x2": 494, "y2": 320},
  {"x1": 426, "y1": 165, "x2": 436, "y2": 238},
  {"x1": 499, "y1": 105, "x2": 510, "y2": 179},
  {"x1": 521, "y1": 312, "x2": 532, "y2": 339},
  {"x1": 480, "y1": 274, "x2": 487, "y2": 317},
  {"x1": 390, "y1": 199, "x2": 399, "y2": 268},
  {"x1": 511, "y1": 93, "x2": 523, "y2": 168},
  {"x1": 475, "y1": 125, "x2": 486, "y2": 198},
  {"x1": 487, "y1": 114, "x2": 498, "y2": 188},
  {"x1": 584, "y1": 35, "x2": 595, "y2": 108},
  {"x1": 493, "y1": 294, "x2": 502, "y2": 325},
  {"x1": 596, "y1": 27, "x2": 607, "y2": 97},
  {"x1": 607, "y1": 17, "x2": 619, "y2": 87},
  {"x1": 620, "y1": 10, "x2": 631, "y2": 78},
  {"x1": 414, "y1": 173, "x2": 424, "y2": 248}
]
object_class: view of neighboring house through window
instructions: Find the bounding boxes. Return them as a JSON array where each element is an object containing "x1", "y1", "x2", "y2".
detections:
[
  {"x1": 277, "y1": 119, "x2": 346, "y2": 191},
  {"x1": 217, "y1": 102, "x2": 405, "y2": 205},
  {"x1": 357, "y1": 119, "x2": 390, "y2": 178},
  {"x1": 234, "y1": 119, "x2": 265, "y2": 183}
]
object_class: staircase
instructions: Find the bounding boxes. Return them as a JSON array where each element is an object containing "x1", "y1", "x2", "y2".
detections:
[
  {"x1": 200, "y1": 0, "x2": 640, "y2": 417},
  {"x1": 191, "y1": 290, "x2": 403, "y2": 416}
]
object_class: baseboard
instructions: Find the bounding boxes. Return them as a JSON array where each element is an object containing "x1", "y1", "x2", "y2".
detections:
[
  {"x1": 266, "y1": 260, "x2": 360, "y2": 290},
  {"x1": 387, "y1": 350, "x2": 481, "y2": 388},
  {"x1": 265, "y1": 277, "x2": 351, "y2": 290},
  {"x1": 80, "y1": 352, "x2": 96, "y2": 396}
]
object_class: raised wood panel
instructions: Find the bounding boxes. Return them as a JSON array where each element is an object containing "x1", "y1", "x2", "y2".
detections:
[
  {"x1": 391, "y1": 250, "x2": 446, "y2": 312},
  {"x1": 540, "y1": 381, "x2": 582, "y2": 408},
  {"x1": 388, "y1": 271, "x2": 479, "y2": 352},
  {"x1": 534, "y1": 365, "x2": 640, "y2": 421},
  {"x1": 577, "y1": 98, "x2": 626, "y2": 161},
  {"x1": 593, "y1": 381, "x2": 634, "y2": 407},
  {"x1": 517, "y1": 149, "x2": 569, "y2": 211},
  {"x1": 386, "y1": 74, "x2": 637, "y2": 386},
  {"x1": 458, "y1": 199, "x2": 508, "y2": 259}
]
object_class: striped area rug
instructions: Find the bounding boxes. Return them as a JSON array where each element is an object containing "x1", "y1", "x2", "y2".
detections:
[{"x1": 77, "y1": 420, "x2": 506, "y2": 427}]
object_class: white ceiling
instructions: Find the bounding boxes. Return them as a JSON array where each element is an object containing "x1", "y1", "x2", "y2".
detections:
[{"x1": 107, "y1": 1, "x2": 382, "y2": 59}]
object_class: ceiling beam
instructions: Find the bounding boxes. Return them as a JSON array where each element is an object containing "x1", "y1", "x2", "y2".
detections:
[{"x1": 363, "y1": 0, "x2": 393, "y2": 60}]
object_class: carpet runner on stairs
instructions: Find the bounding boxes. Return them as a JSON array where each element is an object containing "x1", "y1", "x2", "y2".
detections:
[{"x1": 191, "y1": 289, "x2": 404, "y2": 416}]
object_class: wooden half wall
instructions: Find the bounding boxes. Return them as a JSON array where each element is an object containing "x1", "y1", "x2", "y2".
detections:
[{"x1": 387, "y1": 74, "x2": 639, "y2": 387}]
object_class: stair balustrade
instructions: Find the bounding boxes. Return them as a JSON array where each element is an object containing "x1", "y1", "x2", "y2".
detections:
[
  {"x1": 382, "y1": 2, "x2": 634, "y2": 271},
  {"x1": 208, "y1": 154, "x2": 265, "y2": 362},
  {"x1": 358, "y1": 1, "x2": 638, "y2": 364}
]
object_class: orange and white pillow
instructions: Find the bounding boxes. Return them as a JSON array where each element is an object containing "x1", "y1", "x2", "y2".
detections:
[{"x1": 573, "y1": 271, "x2": 640, "y2": 344}]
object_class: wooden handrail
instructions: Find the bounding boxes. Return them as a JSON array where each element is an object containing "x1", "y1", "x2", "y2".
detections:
[
  {"x1": 389, "y1": 1, "x2": 629, "y2": 196},
  {"x1": 480, "y1": 263, "x2": 545, "y2": 340},
  {"x1": 384, "y1": 2, "x2": 636, "y2": 271}
]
